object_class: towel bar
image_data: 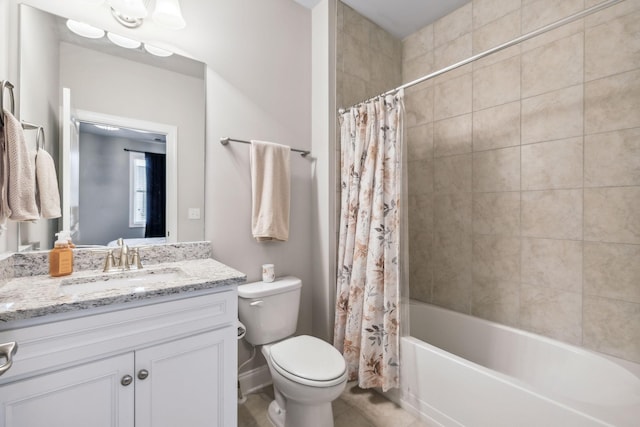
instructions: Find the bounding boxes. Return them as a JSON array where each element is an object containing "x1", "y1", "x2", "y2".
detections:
[{"x1": 220, "y1": 137, "x2": 310, "y2": 157}]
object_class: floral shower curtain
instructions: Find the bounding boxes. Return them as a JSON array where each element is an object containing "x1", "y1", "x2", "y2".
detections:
[{"x1": 334, "y1": 91, "x2": 404, "y2": 392}]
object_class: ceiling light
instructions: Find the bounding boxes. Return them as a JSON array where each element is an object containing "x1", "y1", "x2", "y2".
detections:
[
  {"x1": 66, "y1": 19, "x2": 105, "y2": 39},
  {"x1": 144, "y1": 44, "x2": 173, "y2": 57},
  {"x1": 152, "y1": 0, "x2": 186, "y2": 30},
  {"x1": 107, "y1": 32, "x2": 141, "y2": 49},
  {"x1": 108, "y1": 0, "x2": 148, "y2": 28}
]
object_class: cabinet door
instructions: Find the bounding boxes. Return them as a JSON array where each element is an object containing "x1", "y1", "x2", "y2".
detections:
[
  {"x1": 0, "y1": 353, "x2": 134, "y2": 427},
  {"x1": 135, "y1": 327, "x2": 237, "y2": 427}
]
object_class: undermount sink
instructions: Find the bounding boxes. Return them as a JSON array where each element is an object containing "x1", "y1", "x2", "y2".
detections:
[{"x1": 59, "y1": 267, "x2": 190, "y2": 296}]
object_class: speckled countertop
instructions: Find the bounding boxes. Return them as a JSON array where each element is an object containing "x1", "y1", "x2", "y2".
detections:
[{"x1": 0, "y1": 242, "x2": 246, "y2": 323}]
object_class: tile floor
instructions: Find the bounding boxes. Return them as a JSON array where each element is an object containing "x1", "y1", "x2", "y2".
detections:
[{"x1": 238, "y1": 381, "x2": 437, "y2": 427}]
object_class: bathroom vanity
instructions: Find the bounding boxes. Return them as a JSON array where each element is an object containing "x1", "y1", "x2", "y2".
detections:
[{"x1": 0, "y1": 242, "x2": 245, "y2": 427}]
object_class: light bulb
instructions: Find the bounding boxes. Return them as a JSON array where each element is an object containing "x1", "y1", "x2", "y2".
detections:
[
  {"x1": 66, "y1": 20, "x2": 105, "y2": 39},
  {"x1": 107, "y1": 32, "x2": 141, "y2": 49}
]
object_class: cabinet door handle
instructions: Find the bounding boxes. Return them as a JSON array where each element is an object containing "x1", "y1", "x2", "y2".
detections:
[
  {"x1": 121, "y1": 375, "x2": 133, "y2": 386},
  {"x1": 137, "y1": 369, "x2": 149, "y2": 380},
  {"x1": 0, "y1": 342, "x2": 18, "y2": 376}
]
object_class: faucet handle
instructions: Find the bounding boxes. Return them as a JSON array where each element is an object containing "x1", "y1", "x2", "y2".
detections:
[
  {"x1": 130, "y1": 248, "x2": 143, "y2": 269},
  {"x1": 103, "y1": 250, "x2": 117, "y2": 272}
]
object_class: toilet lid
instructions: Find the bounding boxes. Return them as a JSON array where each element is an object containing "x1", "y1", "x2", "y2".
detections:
[{"x1": 270, "y1": 335, "x2": 346, "y2": 382}]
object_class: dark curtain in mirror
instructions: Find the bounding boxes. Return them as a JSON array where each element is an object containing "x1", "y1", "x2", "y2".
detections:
[{"x1": 144, "y1": 152, "x2": 166, "y2": 238}]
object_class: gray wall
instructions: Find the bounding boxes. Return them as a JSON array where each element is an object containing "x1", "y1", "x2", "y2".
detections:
[{"x1": 77, "y1": 132, "x2": 165, "y2": 246}]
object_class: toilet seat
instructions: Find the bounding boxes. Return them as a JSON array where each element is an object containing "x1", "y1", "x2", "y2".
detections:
[{"x1": 269, "y1": 335, "x2": 347, "y2": 388}]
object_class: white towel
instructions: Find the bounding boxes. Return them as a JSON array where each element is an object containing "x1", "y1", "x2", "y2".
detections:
[
  {"x1": 35, "y1": 148, "x2": 61, "y2": 219},
  {"x1": 250, "y1": 140, "x2": 290, "y2": 242},
  {"x1": 2, "y1": 109, "x2": 39, "y2": 221}
]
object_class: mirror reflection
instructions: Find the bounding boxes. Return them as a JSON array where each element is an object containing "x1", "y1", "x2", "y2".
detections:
[{"x1": 18, "y1": 5, "x2": 206, "y2": 250}]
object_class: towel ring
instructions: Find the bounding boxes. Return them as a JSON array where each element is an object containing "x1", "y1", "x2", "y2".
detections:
[
  {"x1": 36, "y1": 126, "x2": 45, "y2": 150},
  {"x1": 0, "y1": 80, "x2": 16, "y2": 127}
]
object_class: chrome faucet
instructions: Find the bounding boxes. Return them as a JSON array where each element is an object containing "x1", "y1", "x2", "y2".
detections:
[{"x1": 102, "y1": 238, "x2": 144, "y2": 272}]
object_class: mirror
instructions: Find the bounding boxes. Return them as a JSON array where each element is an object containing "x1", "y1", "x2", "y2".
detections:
[{"x1": 18, "y1": 5, "x2": 206, "y2": 250}]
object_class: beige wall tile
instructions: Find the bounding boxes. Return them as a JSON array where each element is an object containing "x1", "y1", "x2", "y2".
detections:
[
  {"x1": 473, "y1": 191, "x2": 521, "y2": 236},
  {"x1": 473, "y1": 0, "x2": 522, "y2": 29},
  {"x1": 407, "y1": 122, "x2": 434, "y2": 161},
  {"x1": 585, "y1": 69, "x2": 640, "y2": 135},
  {"x1": 521, "y1": 137, "x2": 583, "y2": 190},
  {"x1": 584, "y1": 187, "x2": 640, "y2": 244},
  {"x1": 405, "y1": 86, "x2": 434, "y2": 127},
  {"x1": 585, "y1": 128, "x2": 640, "y2": 187},
  {"x1": 585, "y1": 0, "x2": 640, "y2": 28},
  {"x1": 521, "y1": 238, "x2": 583, "y2": 293},
  {"x1": 522, "y1": 85, "x2": 583, "y2": 145},
  {"x1": 340, "y1": 73, "x2": 367, "y2": 108},
  {"x1": 583, "y1": 296, "x2": 640, "y2": 362},
  {"x1": 342, "y1": 3, "x2": 371, "y2": 45},
  {"x1": 473, "y1": 146, "x2": 521, "y2": 192},
  {"x1": 403, "y1": 51, "x2": 434, "y2": 84},
  {"x1": 408, "y1": 160, "x2": 434, "y2": 195},
  {"x1": 408, "y1": 194, "x2": 434, "y2": 231},
  {"x1": 434, "y1": 153, "x2": 472, "y2": 193},
  {"x1": 522, "y1": 0, "x2": 584, "y2": 34},
  {"x1": 434, "y1": 3, "x2": 472, "y2": 47},
  {"x1": 433, "y1": 33, "x2": 473, "y2": 76},
  {"x1": 434, "y1": 193, "x2": 472, "y2": 235},
  {"x1": 584, "y1": 242, "x2": 640, "y2": 304},
  {"x1": 473, "y1": 10, "x2": 521, "y2": 54},
  {"x1": 409, "y1": 229, "x2": 433, "y2": 303},
  {"x1": 403, "y1": 24, "x2": 434, "y2": 61},
  {"x1": 434, "y1": 72, "x2": 472, "y2": 120},
  {"x1": 520, "y1": 283, "x2": 582, "y2": 345},
  {"x1": 434, "y1": 114, "x2": 472, "y2": 157},
  {"x1": 473, "y1": 101, "x2": 521, "y2": 152},
  {"x1": 371, "y1": 24, "x2": 401, "y2": 61},
  {"x1": 473, "y1": 56, "x2": 521, "y2": 111},
  {"x1": 522, "y1": 189, "x2": 583, "y2": 240},
  {"x1": 472, "y1": 279, "x2": 519, "y2": 326},
  {"x1": 585, "y1": 11, "x2": 640, "y2": 81},
  {"x1": 522, "y1": 19, "x2": 584, "y2": 53},
  {"x1": 473, "y1": 234, "x2": 521, "y2": 282},
  {"x1": 343, "y1": 34, "x2": 371, "y2": 82},
  {"x1": 433, "y1": 231, "x2": 472, "y2": 313},
  {"x1": 522, "y1": 33, "x2": 584, "y2": 98}
]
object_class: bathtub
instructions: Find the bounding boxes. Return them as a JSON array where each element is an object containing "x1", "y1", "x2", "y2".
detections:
[{"x1": 399, "y1": 300, "x2": 640, "y2": 427}]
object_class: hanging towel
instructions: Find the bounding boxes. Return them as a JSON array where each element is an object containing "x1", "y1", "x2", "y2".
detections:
[
  {"x1": 250, "y1": 140, "x2": 290, "y2": 242},
  {"x1": 35, "y1": 148, "x2": 61, "y2": 219},
  {"x1": 0, "y1": 130, "x2": 9, "y2": 232},
  {"x1": 2, "y1": 108, "x2": 39, "y2": 221}
]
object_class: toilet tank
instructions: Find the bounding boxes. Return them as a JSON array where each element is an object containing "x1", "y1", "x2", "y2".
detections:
[{"x1": 237, "y1": 276, "x2": 302, "y2": 345}]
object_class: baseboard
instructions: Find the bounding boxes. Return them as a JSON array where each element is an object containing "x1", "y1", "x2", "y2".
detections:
[{"x1": 239, "y1": 364, "x2": 272, "y2": 395}]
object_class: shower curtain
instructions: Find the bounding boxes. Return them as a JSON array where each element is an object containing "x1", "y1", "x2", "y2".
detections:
[{"x1": 334, "y1": 91, "x2": 404, "y2": 391}]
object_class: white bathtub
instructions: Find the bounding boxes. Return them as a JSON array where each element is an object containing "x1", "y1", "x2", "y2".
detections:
[{"x1": 399, "y1": 300, "x2": 640, "y2": 427}]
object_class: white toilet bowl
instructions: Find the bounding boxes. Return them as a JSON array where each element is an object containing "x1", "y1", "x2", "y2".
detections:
[{"x1": 262, "y1": 335, "x2": 347, "y2": 427}]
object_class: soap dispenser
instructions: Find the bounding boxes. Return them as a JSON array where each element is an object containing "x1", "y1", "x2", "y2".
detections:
[{"x1": 49, "y1": 231, "x2": 74, "y2": 277}]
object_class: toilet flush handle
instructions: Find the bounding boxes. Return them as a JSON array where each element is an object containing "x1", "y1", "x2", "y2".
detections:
[{"x1": 249, "y1": 300, "x2": 264, "y2": 307}]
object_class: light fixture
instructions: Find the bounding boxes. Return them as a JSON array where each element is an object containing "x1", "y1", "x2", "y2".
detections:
[
  {"x1": 108, "y1": 0, "x2": 148, "y2": 28},
  {"x1": 106, "y1": 0, "x2": 186, "y2": 30},
  {"x1": 107, "y1": 32, "x2": 142, "y2": 49},
  {"x1": 144, "y1": 44, "x2": 173, "y2": 57},
  {"x1": 66, "y1": 19, "x2": 105, "y2": 39}
]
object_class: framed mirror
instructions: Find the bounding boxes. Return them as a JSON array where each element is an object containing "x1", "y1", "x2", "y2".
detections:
[{"x1": 18, "y1": 4, "x2": 206, "y2": 250}]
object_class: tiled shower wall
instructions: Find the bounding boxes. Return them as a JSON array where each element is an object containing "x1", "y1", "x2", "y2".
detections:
[{"x1": 404, "y1": 0, "x2": 640, "y2": 363}]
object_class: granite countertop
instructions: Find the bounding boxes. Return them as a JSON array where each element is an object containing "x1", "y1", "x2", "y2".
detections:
[{"x1": 0, "y1": 258, "x2": 246, "y2": 323}]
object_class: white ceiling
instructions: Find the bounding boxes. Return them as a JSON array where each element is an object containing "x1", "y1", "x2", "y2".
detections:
[
  {"x1": 341, "y1": 0, "x2": 472, "y2": 39},
  {"x1": 294, "y1": 0, "x2": 472, "y2": 39}
]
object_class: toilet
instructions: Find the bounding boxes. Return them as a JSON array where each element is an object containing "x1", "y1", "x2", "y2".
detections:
[{"x1": 238, "y1": 276, "x2": 347, "y2": 427}]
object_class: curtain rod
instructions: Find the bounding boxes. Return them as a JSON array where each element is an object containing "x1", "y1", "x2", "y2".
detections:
[
  {"x1": 124, "y1": 148, "x2": 165, "y2": 155},
  {"x1": 220, "y1": 137, "x2": 310, "y2": 157},
  {"x1": 339, "y1": 0, "x2": 623, "y2": 113}
]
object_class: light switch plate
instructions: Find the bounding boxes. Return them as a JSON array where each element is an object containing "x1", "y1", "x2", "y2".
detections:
[{"x1": 188, "y1": 208, "x2": 201, "y2": 220}]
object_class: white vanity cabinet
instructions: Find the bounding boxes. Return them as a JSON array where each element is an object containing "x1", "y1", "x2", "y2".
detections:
[{"x1": 0, "y1": 289, "x2": 238, "y2": 427}]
